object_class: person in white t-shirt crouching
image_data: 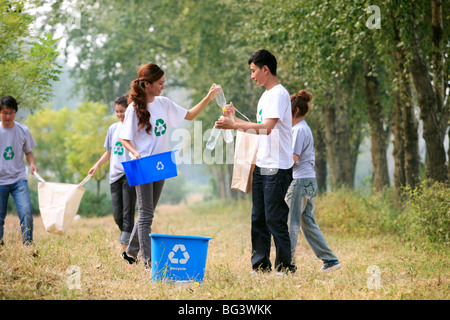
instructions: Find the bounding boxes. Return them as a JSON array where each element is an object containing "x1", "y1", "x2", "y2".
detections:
[
  {"x1": 119, "y1": 63, "x2": 220, "y2": 268},
  {"x1": 88, "y1": 95, "x2": 137, "y2": 247},
  {"x1": 216, "y1": 49, "x2": 295, "y2": 274},
  {"x1": 285, "y1": 90, "x2": 341, "y2": 273}
]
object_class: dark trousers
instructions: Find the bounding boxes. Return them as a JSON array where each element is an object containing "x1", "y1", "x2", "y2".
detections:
[
  {"x1": 251, "y1": 165, "x2": 294, "y2": 272},
  {"x1": 110, "y1": 175, "x2": 136, "y2": 238}
]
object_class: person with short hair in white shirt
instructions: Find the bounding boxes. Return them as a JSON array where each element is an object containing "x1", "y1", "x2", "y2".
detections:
[
  {"x1": 216, "y1": 49, "x2": 295, "y2": 274},
  {"x1": 119, "y1": 63, "x2": 220, "y2": 268},
  {"x1": 88, "y1": 95, "x2": 137, "y2": 246},
  {"x1": 285, "y1": 89, "x2": 341, "y2": 273}
]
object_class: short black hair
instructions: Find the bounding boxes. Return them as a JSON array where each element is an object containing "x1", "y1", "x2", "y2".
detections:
[
  {"x1": 114, "y1": 95, "x2": 128, "y2": 108},
  {"x1": 248, "y1": 49, "x2": 277, "y2": 76},
  {"x1": 0, "y1": 95, "x2": 18, "y2": 112}
]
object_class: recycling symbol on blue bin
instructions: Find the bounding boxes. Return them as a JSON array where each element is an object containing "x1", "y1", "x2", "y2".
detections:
[
  {"x1": 156, "y1": 161, "x2": 164, "y2": 170},
  {"x1": 168, "y1": 244, "x2": 190, "y2": 264}
]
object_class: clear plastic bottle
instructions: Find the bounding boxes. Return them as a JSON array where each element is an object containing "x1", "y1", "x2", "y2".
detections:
[
  {"x1": 215, "y1": 84, "x2": 227, "y2": 108},
  {"x1": 206, "y1": 117, "x2": 223, "y2": 150},
  {"x1": 222, "y1": 125, "x2": 234, "y2": 143},
  {"x1": 215, "y1": 84, "x2": 234, "y2": 143}
]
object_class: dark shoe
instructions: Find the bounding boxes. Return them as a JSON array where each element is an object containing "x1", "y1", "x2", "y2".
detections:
[
  {"x1": 277, "y1": 264, "x2": 297, "y2": 275},
  {"x1": 122, "y1": 251, "x2": 137, "y2": 264},
  {"x1": 320, "y1": 262, "x2": 341, "y2": 273}
]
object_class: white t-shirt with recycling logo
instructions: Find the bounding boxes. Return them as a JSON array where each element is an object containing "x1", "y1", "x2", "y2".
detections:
[
  {"x1": 120, "y1": 96, "x2": 188, "y2": 158},
  {"x1": 104, "y1": 121, "x2": 132, "y2": 184},
  {"x1": 0, "y1": 121, "x2": 36, "y2": 185},
  {"x1": 255, "y1": 84, "x2": 294, "y2": 170}
]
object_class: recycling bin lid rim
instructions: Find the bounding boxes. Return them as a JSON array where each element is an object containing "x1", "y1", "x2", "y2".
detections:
[{"x1": 150, "y1": 233, "x2": 211, "y2": 241}]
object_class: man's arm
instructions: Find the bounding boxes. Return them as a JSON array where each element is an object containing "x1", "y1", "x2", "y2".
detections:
[
  {"x1": 25, "y1": 151, "x2": 38, "y2": 173},
  {"x1": 216, "y1": 116, "x2": 278, "y2": 135}
]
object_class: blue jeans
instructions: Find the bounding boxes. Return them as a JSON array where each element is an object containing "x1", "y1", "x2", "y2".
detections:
[
  {"x1": 251, "y1": 166, "x2": 294, "y2": 272},
  {"x1": 0, "y1": 180, "x2": 34, "y2": 245},
  {"x1": 285, "y1": 178, "x2": 338, "y2": 265}
]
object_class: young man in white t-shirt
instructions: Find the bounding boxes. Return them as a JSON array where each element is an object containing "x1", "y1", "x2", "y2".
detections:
[
  {"x1": 0, "y1": 96, "x2": 38, "y2": 245},
  {"x1": 216, "y1": 49, "x2": 295, "y2": 273}
]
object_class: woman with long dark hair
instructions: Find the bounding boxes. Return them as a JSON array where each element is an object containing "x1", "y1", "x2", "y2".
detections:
[{"x1": 119, "y1": 63, "x2": 219, "y2": 268}]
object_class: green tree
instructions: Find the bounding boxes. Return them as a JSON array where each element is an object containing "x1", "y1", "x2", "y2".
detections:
[
  {"x1": 65, "y1": 101, "x2": 116, "y2": 195},
  {"x1": 40, "y1": 0, "x2": 257, "y2": 199},
  {"x1": 25, "y1": 106, "x2": 73, "y2": 182},
  {"x1": 38, "y1": 0, "x2": 449, "y2": 196},
  {"x1": 0, "y1": 0, "x2": 61, "y2": 110}
]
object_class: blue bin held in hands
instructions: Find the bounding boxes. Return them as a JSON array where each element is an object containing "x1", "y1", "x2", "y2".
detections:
[
  {"x1": 121, "y1": 150, "x2": 178, "y2": 187},
  {"x1": 150, "y1": 234, "x2": 211, "y2": 283}
]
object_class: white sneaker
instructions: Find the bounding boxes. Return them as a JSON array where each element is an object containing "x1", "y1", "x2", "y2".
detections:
[{"x1": 319, "y1": 263, "x2": 341, "y2": 273}]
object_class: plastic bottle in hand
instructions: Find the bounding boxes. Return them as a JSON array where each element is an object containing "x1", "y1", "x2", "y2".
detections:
[
  {"x1": 206, "y1": 116, "x2": 223, "y2": 150},
  {"x1": 215, "y1": 85, "x2": 226, "y2": 108},
  {"x1": 214, "y1": 85, "x2": 234, "y2": 143}
]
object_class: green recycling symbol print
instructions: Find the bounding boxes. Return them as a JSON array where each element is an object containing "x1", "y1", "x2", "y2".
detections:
[
  {"x1": 114, "y1": 141, "x2": 124, "y2": 156},
  {"x1": 3, "y1": 146, "x2": 14, "y2": 160},
  {"x1": 257, "y1": 109, "x2": 263, "y2": 123},
  {"x1": 154, "y1": 118, "x2": 167, "y2": 136}
]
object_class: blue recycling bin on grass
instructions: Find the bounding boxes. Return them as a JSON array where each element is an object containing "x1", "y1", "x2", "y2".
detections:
[
  {"x1": 150, "y1": 234, "x2": 212, "y2": 283},
  {"x1": 121, "y1": 150, "x2": 178, "y2": 187}
]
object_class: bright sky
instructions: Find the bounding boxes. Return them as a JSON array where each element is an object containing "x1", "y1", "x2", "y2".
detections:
[{"x1": 26, "y1": 0, "x2": 79, "y2": 67}]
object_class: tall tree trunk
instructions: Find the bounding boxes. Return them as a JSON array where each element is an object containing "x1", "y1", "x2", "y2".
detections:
[
  {"x1": 322, "y1": 91, "x2": 338, "y2": 190},
  {"x1": 363, "y1": 58, "x2": 390, "y2": 191},
  {"x1": 314, "y1": 116, "x2": 327, "y2": 193},
  {"x1": 408, "y1": 3, "x2": 448, "y2": 182},
  {"x1": 392, "y1": 90, "x2": 406, "y2": 203},
  {"x1": 392, "y1": 19, "x2": 421, "y2": 190},
  {"x1": 432, "y1": 0, "x2": 445, "y2": 120},
  {"x1": 431, "y1": 0, "x2": 449, "y2": 181},
  {"x1": 322, "y1": 83, "x2": 358, "y2": 190},
  {"x1": 97, "y1": 179, "x2": 101, "y2": 197},
  {"x1": 334, "y1": 81, "x2": 355, "y2": 189}
]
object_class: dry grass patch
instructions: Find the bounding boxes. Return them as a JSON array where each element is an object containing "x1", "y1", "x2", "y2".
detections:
[{"x1": 0, "y1": 199, "x2": 448, "y2": 300}]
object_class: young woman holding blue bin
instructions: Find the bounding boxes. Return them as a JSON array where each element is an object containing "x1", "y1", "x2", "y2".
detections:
[{"x1": 119, "y1": 63, "x2": 220, "y2": 268}]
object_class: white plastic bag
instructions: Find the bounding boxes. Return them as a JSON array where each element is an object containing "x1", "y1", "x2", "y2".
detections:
[{"x1": 33, "y1": 172, "x2": 91, "y2": 235}]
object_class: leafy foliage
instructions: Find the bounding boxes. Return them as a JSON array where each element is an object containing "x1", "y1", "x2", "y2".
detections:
[
  {"x1": 405, "y1": 181, "x2": 450, "y2": 244},
  {"x1": 65, "y1": 101, "x2": 115, "y2": 183},
  {"x1": 25, "y1": 102, "x2": 115, "y2": 190},
  {"x1": 316, "y1": 182, "x2": 450, "y2": 245},
  {"x1": 0, "y1": 0, "x2": 61, "y2": 110}
]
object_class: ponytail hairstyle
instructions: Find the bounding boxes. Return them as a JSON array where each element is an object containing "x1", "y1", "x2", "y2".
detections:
[
  {"x1": 291, "y1": 89, "x2": 312, "y2": 118},
  {"x1": 128, "y1": 63, "x2": 164, "y2": 134}
]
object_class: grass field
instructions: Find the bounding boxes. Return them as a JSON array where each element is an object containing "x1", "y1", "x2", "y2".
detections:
[{"x1": 0, "y1": 197, "x2": 448, "y2": 300}]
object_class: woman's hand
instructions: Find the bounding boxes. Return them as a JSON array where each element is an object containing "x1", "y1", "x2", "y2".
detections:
[
  {"x1": 185, "y1": 84, "x2": 222, "y2": 120},
  {"x1": 206, "y1": 83, "x2": 221, "y2": 102},
  {"x1": 132, "y1": 151, "x2": 141, "y2": 159}
]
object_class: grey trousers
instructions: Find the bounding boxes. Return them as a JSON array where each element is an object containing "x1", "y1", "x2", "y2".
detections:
[{"x1": 126, "y1": 179, "x2": 165, "y2": 264}]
